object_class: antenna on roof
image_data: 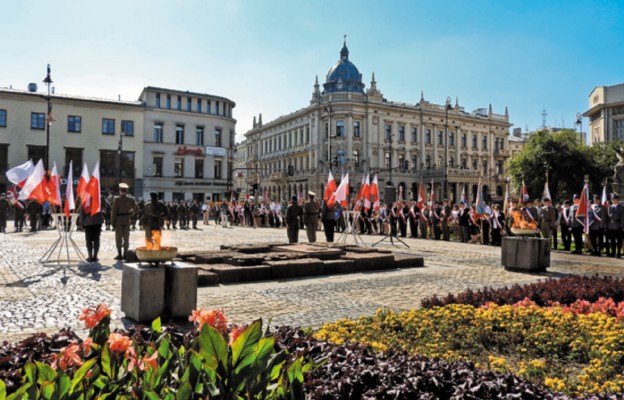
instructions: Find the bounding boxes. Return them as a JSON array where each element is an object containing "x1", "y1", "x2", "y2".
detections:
[{"x1": 541, "y1": 109, "x2": 547, "y2": 129}]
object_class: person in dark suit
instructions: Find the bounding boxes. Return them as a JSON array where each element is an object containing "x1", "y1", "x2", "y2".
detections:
[
  {"x1": 490, "y1": 204, "x2": 505, "y2": 246},
  {"x1": 441, "y1": 199, "x2": 452, "y2": 241},
  {"x1": 430, "y1": 202, "x2": 441, "y2": 240},
  {"x1": 560, "y1": 200, "x2": 572, "y2": 251},
  {"x1": 570, "y1": 194, "x2": 584, "y2": 254},
  {"x1": 408, "y1": 200, "x2": 419, "y2": 238},
  {"x1": 589, "y1": 194, "x2": 607, "y2": 256},
  {"x1": 458, "y1": 203, "x2": 470, "y2": 243},
  {"x1": 607, "y1": 194, "x2": 624, "y2": 258}
]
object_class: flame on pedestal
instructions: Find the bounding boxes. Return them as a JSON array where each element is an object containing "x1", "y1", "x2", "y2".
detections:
[
  {"x1": 511, "y1": 209, "x2": 537, "y2": 229},
  {"x1": 145, "y1": 230, "x2": 162, "y2": 251}
]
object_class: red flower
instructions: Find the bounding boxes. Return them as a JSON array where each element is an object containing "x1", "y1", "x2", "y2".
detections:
[
  {"x1": 189, "y1": 309, "x2": 229, "y2": 334},
  {"x1": 78, "y1": 304, "x2": 111, "y2": 328},
  {"x1": 108, "y1": 332, "x2": 131, "y2": 355},
  {"x1": 51, "y1": 343, "x2": 84, "y2": 371},
  {"x1": 229, "y1": 324, "x2": 247, "y2": 345}
]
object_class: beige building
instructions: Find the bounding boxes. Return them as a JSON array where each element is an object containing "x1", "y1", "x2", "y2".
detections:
[
  {"x1": 139, "y1": 87, "x2": 236, "y2": 202},
  {"x1": 242, "y1": 41, "x2": 512, "y2": 203},
  {"x1": 583, "y1": 83, "x2": 624, "y2": 145},
  {"x1": 0, "y1": 86, "x2": 144, "y2": 194}
]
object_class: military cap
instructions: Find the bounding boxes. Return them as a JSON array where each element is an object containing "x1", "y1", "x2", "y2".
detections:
[
  {"x1": 573, "y1": 194, "x2": 579, "y2": 200},
  {"x1": 613, "y1": 194, "x2": 620, "y2": 200},
  {"x1": 308, "y1": 191, "x2": 316, "y2": 196},
  {"x1": 543, "y1": 197, "x2": 551, "y2": 202},
  {"x1": 119, "y1": 183, "x2": 129, "y2": 190}
]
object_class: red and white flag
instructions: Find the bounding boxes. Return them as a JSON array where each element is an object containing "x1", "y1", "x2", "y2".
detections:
[
  {"x1": 417, "y1": 182, "x2": 426, "y2": 208},
  {"x1": 85, "y1": 161, "x2": 101, "y2": 216},
  {"x1": 76, "y1": 162, "x2": 90, "y2": 202},
  {"x1": 6, "y1": 160, "x2": 34, "y2": 188},
  {"x1": 18, "y1": 159, "x2": 48, "y2": 203},
  {"x1": 8, "y1": 186, "x2": 24, "y2": 209},
  {"x1": 333, "y1": 172, "x2": 349, "y2": 208},
  {"x1": 602, "y1": 184, "x2": 609, "y2": 208},
  {"x1": 429, "y1": 180, "x2": 435, "y2": 205},
  {"x1": 324, "y1": 171, "x2": 337, "y2": 203},
  {"x1": 521, "y1": 179, "x2": 529, "y2": 205},
  {"x1": 362, "y1": 173, "x2": 371, "y2": 211},
  {"x1": 47, "y1": 161, "x2": 62, "y2": 207},
  {"x1": 64, "y1": 161, "x2": 75, "y2": 217},
  {"x1": 371, "y1": 174, "x2": 380, "y2": 212}
]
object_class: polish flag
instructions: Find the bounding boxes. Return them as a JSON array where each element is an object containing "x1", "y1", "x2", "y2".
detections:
[
  {"x1": 18, "y1": 159, "x2": 48, "y2": 203},
  {"x1": 521, "y1": 179, "x2": 529, "y2": 206},
  {"x1": 6, "y1": 160, "x2": 34, "y2": 188},
  {"x1": 371, "y1": 175, "x2": 380, "y2": 212},
  {"x1": 333, "y1": 172, "x2": 349, "y2": 208},
  {"x1": 429, "y1": 179, "x2": 435, "y2": 205},
  {"x1": 601, "y1": 184, "x2": 609, "y2": 208},
  {"x1": 324, "y1": 171, "x2": 337, "y2": 203},
  {"x1": 362, "y1": 173, "x2": 371, "y2": 211},
  {"x1": 85, "y1": 161, "x2": 101, "y2": 216},
  {"x1": 64, "y1": 161, "x2": 75, "y2": 217},
  {"x1": 417, "y1": 182, "x2": 426, "y2": 208},
  {"x1": 76, "y1": 162, "x2": 90, "y2": 202},
  {"x1": 47, "y1": 161, "x2": 62, "y2": 207}
]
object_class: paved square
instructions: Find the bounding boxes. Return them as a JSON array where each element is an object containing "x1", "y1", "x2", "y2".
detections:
[{"x1": 1, "y1": 226, "x2": 623, "y2": 343}]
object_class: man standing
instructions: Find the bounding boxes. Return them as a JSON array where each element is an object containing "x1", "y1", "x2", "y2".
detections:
[
  {"x1": 560, "y1": 200, "x2": 572, "y2": 251},
  {"x1": 285, "y1": 196, "x2": 302, "y2": 243},
  {"x1": 143, "y1": 192, "x2": 168, "y2": 248},
  {"x1": 570, "y1": 194, "x2": 584, "y2": 254},
  {"x1": 607, "y1": 194, "x2": 623, "y2": 258},
  {"x1": 321, "y1": 200, "x2": 337, "y2": 242},
  {"x1": 430, "y1": 202, "x2": 441, "y2": 240},
  {"x1": 538, "y1": 198, "x2": 557, "y2": 241},
  {"x1": 27, "y1": 200, "x2": 42, "y2": 232},
  {"x1": 111, "y1": 183, "x2": 138, "y2": 260},
  {"x1": 0, "y1": 193, "x2": 9, "y2": 233},
  {"x1": 408, "y1": 200, "x2": 419, "y2": 238},
  {"x1": 490, "y1": 204, "x2": 505, "y2": 246},
  {"x1": 441, "y1": 198, "x2": 451, "y2": 241},
  {"x1": 589, "y1": 195, "x2": 607, "y2": 256},
  {"x1": 303, "y1": 191, "x2": 320, "y2": 243}
]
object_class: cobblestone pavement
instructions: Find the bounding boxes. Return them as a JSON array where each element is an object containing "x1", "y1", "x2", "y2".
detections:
[{"x1": 1, "y1": 225, "x2": 623, "y2": 343}]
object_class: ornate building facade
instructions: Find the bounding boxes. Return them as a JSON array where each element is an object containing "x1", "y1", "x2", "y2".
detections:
[
  {"x1": 242, "y1": 40, "x2": 513, "y2": 203},
  {"x1": 583, "y1": 83, "x2": 624, "y2": 145}
]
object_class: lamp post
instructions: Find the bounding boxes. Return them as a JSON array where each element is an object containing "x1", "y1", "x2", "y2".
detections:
[
  {"x1": 576, "y1": 113, "x2": 583, "y2": 145},
  {"x1": 43, "y1": 64, "x2": 53, "y2": 170},
  {"x1": 324, "y1": 104, "x2": 334, "y2": 171},
  {"x1": 117, "y1": 127, "x2": 124, "y2": 188},
  {"x1": 444, "y1": 96, "x2": 452, "y2": 200}
]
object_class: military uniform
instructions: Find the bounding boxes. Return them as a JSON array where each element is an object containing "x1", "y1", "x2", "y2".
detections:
[
  {"x1": 538, "y1": 203, "x2": 557, "y2": 239},
  {"x1": 111, "y1": 188, "x2": 138, "y2": 260},
  {"x1": 589, "y1": 199, "x2": 607, "y2": 256},
  {"x1": 285, "y1": 198, "x2": 302, "y2": 243},
  {"x1": 607, "y1": 199, "x2": 624, "y2": 258},
  {"x1": 570, "y1": 199, "x2": 584, "y2": 254},
  {"x1": 560, "y1": 204, "x2": 572, "y2": 251},
  {"x1": 303, "y1": 193, "x2": 320, "y2": 243},
  {"x1": 143, "y1": 194, "x2": 168, "y2": 243},
  {"x1": 441, "y1": 202, "x2": 452, "y2": 241}
]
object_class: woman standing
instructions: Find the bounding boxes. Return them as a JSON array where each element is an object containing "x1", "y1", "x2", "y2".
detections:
[{"x1": 80, "y1": 196, "x2": 104, "y2": 263}]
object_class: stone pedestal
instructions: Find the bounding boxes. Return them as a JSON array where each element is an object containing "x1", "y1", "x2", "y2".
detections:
[
  {"x1": 164, "y1": 262, "x2": 198, "y2": 318},
  {"x1": 502, "y1": 237, "x2": 550, "y2": 272},
  {"x1": 121, "y1": 263, "x2": 165, "y2": 322}
]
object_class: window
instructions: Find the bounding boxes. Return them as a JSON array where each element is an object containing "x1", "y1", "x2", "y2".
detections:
[
  {"x1": 472, "y1": 159, "x2": 478, "y2": 171},
  {"x1": 65, "y1": 148, "x2": 83, "y2": 177},
  {"x1": 437, "y1": 131, "x2": 443, "y2": 145},
  {"x1": 353, "y1": 149, "x2": 360, "y2": 167},
  {"x1": 31, "y1": 112, "x2": 45, "y2": 130},
  {"x1": 177, "y1": 96, "x2": 182, "y2": 110},
  {"x1": 449, "y1": 131, "x2": 455, "y2": 146},
  {"x1": 187, "y1": 97, "x2": 192, "y2": 112},
  {"x1": 0, "y1": 109, "x2": 6, "y2": 127},
  {"x1": 156, "y1": 93, "x2": 161, "y2": 108},
  {"x1": 154, "y1": 123, "x2": 163, "y2": 143},
  {"x1": 499, "y1": 139, "x2": 504, "y2": 150},
  {"x1": 214, "y1": 160, "x2": 222, "y2": 179},
  {"x1": 175, "y1": 125, "x2": 185, "y2": 144},
  {"x1": 472, "y1": 135, "x2": 478, "y2": 149},
  {"x1": 215, "y1": 101, "x2": 220, "y2": 115},
  {"x1": 411, "y1": 127, "x2": 417, "y2": 142},
  {"x1": 215, "y1": 128, "x2": 222, "y2": 147},
  {"x1": 67, "y1": 116, "x2": 81, "y2": 133},
  {"x1": 121, "y1": 120, "x2": 134, "y2": 136},
  {"x1": 120, "y1": 152, "x2": 135, "y2": 178},
  {"x1": 411, "y1": 156, "x2": 418, "y2": 172},
  {"x1": 174, "y1": 158, "x2": 184, "y2": 177},
  {"x1": 353, "y1": 121, "x2": 360, "y2": 138},
  {"x1": 398, "y1": 155, "x2": 405, "y2": 171},
  {"x1": 195, "y1": 159, "x2": 204, "y2": 178},
  {"x1": 336, "y1": 121, "x2": 345, "y2": 137},
  {"x1": 615, "y1": 119, "x2": 624, "y2": 140},
  {"x1": 153, "y1": 156, "x2": 163, "y2": 177},
  {"x1": 482, "y1": 136, "x2": 487, "y2": 150},
  {"x1": 425, "y1": 129, "x2": 431, "y2": 144},
  {"x1": 461, "y1": 158, "x2": 467, "y2": 169},
  {"x1": 99, "y1": 150, "x2": 116, "y2": 177},
  {"x1": 461, "y1": 133, "x2": 467, "y2": 148},
  {"x1": 482, "y1": 160, "x2": 488, "y2": 175},
  {"x1": 398, "y1": 125, "x2": 405, "y2": 142},
  {"x1": 195, "y1": 126, "x2": 204, "y2": 145},
  {"x1": 206, "y1": 100, "x2": 211, "y2": 114},
  {"x1": 102, "y1": 118, "x2": 115, "y2": 135},
  {"x1": 385, "y1": 152, "x2": 390, "y2": 169},
  {"x1": 384, "y1": 124, "x2": 391, "y2": 141},
  {"x1": 197, "y1": 99, "x2": 202, "y2": 113},
  {"x1": 496, "y1": 160, "x2": 504, "y2": 175},
  {"x1": 0, "y1": 144, "x2": 8, "y2": 176}
]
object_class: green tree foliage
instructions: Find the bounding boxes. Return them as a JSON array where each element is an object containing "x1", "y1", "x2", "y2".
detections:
[{"x1": 506, "y1": 130, "x2": 621, "y2": 202}]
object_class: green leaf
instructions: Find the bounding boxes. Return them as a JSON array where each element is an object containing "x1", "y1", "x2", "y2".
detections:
[
  {"x1": 23, "y1": 362, "x2": 37, "y2": 384},
  {"x1": 231, "y1": 319, "x2": 262, "y2": 368},
  {"x1": 35, "y1": 361, "x2": 57, "y2": 384},
  {"x1": 144, "y1": 390, "x2": 161, "y2": 400},
  {"x1": 100, "y1": 343, "x2": 112, "y2": 378},
  {"x1": 157, "y1": 336, "x2": 171, "y2": 360},
  {"x1": 0, "y1": 380, "x2": 5, "y2": 399},
  {"x1": 176, "y1": 381, "x2": 192, "y2": 400},
  {"x1": 6, "y1": 383, "x2": 31, "y2": 400},
  {"x1": 69, "y1": 358, "x2": 96, "y2": 393},
  {"x1": 40, "y1": 381, "x2": 55, "y2": 400},
  {"x1": 57, "y1": 373, "x2": 71, "y2": 398},
  {"x1": 151, "y1": 317, "x2": 162, "y2": 333},
  {"x1": 198, "y1": 324, "x2": 228, "y2": 371}
]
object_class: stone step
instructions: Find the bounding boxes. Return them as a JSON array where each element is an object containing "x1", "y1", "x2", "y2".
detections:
[
  {"x1": 341, "y1": 252, "x2": 396, "y2": 272},
  {"x1": 197, "y1": 269, "x2": 219, "y2": 286},
  {"x1": 263, "y1": 258, "x2": 324, "y2": 279},
  {"x1": 201, "y1": 263, "x2": 273, "y2": 283},
  {"x1": 272, "y1": 244, "x2": 345, "y2": 260},
  {"x1": 323, "y1": 259, "x2": 356, "y2": 275},
  {"x1": 393, "y1": 253, "x2": 425, "y2": 268}
]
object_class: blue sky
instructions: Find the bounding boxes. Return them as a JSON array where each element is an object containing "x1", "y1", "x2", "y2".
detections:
[{"x1": 1, "y1": 0, "x2": 622, "y2": 142}]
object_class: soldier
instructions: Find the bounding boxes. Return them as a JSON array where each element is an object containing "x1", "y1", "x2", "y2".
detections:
[
  {"x1": 570, "y1": 194, "x2": 584, "y2": 254},
  {"x1": 538, "y1": 197, "x2": 558, "y2": 241},
  {"x1": 560, "y1": 200, "x2": 572, "y2": 251},
  {"x1": 408, "y1": 200, "x2": 419, "y2": 238},
  {"x1": 170, "y1": 201, "x2": 179, "y2": 229},
  {"x1": 419, "y1": 204, "x2": 430, "y2": 239},
  {"x1": 143, "y1": 192, "x2": 168, "y2": 247},
  {"x1": 321, "y1": 200, "x2": 337, "y2": 242},
  {"x1": 490, "y1": 204, "x2": 505, "y2": 246},
  {"x1": 430, "y1": 202, "x2": 441, "y2": 240},
  {"x1": 13, "y1": 198, "x2": 25, "y2": 232},
  {"x1": 27, "y1": 200, "x2": 42, "y2": 232},
  {"x1": 285, "y1": 195, "x2": 302, "y2": 243},
  {"x1": 190, "y1": 200, "x2": 200, "y2": 229},
  {"x1": 303, "y1": 191, "x2": 320, "y2": 243},
  {"x1": 111, "y1": 183, "x2": 138, "y2": 260},
  {"x1": 589, "y1": 194, "x2": 607, "y2": 256},
  {"x1": 441, "y1": 199, "x2": 452, "y2": 241},
  {"x1": 0, "y1": 193, "x2": 9, "y2": 233},
  {"x1": 607, "y1": 194, "x2": 624, "y2": 258}
]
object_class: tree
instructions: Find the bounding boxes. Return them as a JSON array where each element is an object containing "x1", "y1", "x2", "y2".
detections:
[{"x1": 506, "y1": 130, "x2": 596, "y2": 203}]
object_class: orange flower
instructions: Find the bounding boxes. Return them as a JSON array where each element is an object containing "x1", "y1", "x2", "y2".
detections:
[
  {"x1": 127, "y1": 347, "x2": 159, "y2": 372},
  {"x1": 189, "y1": 309, "x2": 229, "y2": 334},
  {"x1": 78, "y1": 304, "x2": 112, "y2": 328},
  {"x1": 51, "y1": 343, "x2": 84, "y2": 371},
  {"x1": 107, "y1": 332, "x2": 131, "y2": 355},
  {"x1": 229, "y1": 324, "x2": 246, "y2": 345},
  {"x1": 82, "y1": 337, "x2": 94, "y2": 355}
]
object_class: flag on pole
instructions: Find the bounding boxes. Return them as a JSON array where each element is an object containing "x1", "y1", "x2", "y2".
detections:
[
  {"x1": 575, "y1": 183, "x2": 593, "y2": 234},
  {"x1": 85, "y1": 161, "x2": 101, "y2": 216},
  {"x1": 503, "y1": 181, "x2": 510, "y2": 216},
  {"x1": 429, "y1": 180, "x2": 435, "y2": 205},
  {"x1": 18, "y1": 159, "x2": 48, "y2": 203},
  {"x1": 543, "y1": 180, "x2": 551, "y2": 200},
  {"x1": 602, "y1": 183, "x2": 609, "y2": 208},
  {"x1": 64, "y1": 161, "x2": 75, "y2": 217},
  {"x1": 417, "y1": 181, "x2": 426, "y2": 208},
  {"x1": 76, "y1": 162, "x2": 90, "y2": 202},
  {"x1": 47, "y1": 161, "x2": 62, "y2": 207},
  {"x1": 521, "y1": 179, "x2": 529, "y2": 205},
  {"x1": 333, "y1": 172, "x2": 349, "y2": 208},
  {"x1": 371, "y1": 175, "x2": 380, "y2": 212},
  {"x1": 475, "y1": 179, "x2": 486, "y2": 215},
  {"x1": 8, "y1": 186, "x2": 24, "y2": 209},
  {"x1": 324, "y1": 171, "x2": 337, "y2": 203},
  {"x1": 6, "y1": 160, "x2": 34, "y2": 188},
  {"x1": 460, "y1": 184, "x2": 467, "y2": 206},
  {"x1": 363, "y1": 173, "x2": 371, "y2": 211}
]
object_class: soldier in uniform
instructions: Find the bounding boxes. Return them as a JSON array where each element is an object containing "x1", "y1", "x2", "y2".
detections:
[
  {"x1": 589, "y1": 194, "x2": 607, "y2": 256},
  {"x1": 607, "y1": 194, "x2": 624, "y2": 258},
  {"x1": 430, "y1": 202, "x2": 442, "y2": 240},
  {"x1": 0, "y1": 193, "x2": 9, "y2": 233},
  {"x1": 490, "y1": 204, "x2": 505, "y2": 246},
  {"x1": 190, "y1": 200, "x2": 200, "y2": 229},
  {"x1": 303, "y1": 191, "x2": 320, "y2": 243},
  {"x1": 111, "y1": 183, "x2": 138, "y2": 260},
  {"x1": 285, "y1": 195, "x2": 302, "y2": 243},
  {"x1": 27, "y1": 200, "x2": 42, "y2": 232},
  {"x1": 441, "y1": 199, "x2": 452, "y2": 241},
  {"x1": 143, "y1": 192, "x2": 168, "y2": 246},
  {"x1": 408, "y1": 200, "x2": 419, "y2": 238},
  {"x1": 570, "y1": 194, "x2": 584, "y2": 254},
  {"x1": 13, "y1": 198, "x2": 25, "y2": 232},
  {"x1": 538, "y1": 197, "x2": 558, "y2": 241},
  {"x1": 560, "y1": 200, "x2": 572, "y2": 251}
]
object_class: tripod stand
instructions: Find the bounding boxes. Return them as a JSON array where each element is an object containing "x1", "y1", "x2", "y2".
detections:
[{"x1": 372, "y1": 218, "x2": 409, "y2": 247}]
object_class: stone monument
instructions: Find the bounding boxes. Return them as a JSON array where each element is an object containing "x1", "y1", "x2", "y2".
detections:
[{"x1": 612, "y1": 146, "x2": 624, "y2": 195}]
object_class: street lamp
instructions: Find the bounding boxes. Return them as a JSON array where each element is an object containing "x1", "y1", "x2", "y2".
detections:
[
  {"x1": 444, "y1": 96, "x2": 452, "y2": 199},
  {"x1": 576, "y1": 113, "x2": 583, "y2": 145},
  {"x1": 43, "y1": 64, "x2": 53, "y2": 170},
  {"x1": 117, "y1": 127, "x2": 124, "y2": 188}
]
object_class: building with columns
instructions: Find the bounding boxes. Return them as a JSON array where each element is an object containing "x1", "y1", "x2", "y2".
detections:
[
  {"x1": 242, "y1": 40, "x2": 513, "y2": 204},
  {"x1": 583, "y1": 83, "x2": 624, "y2": 145}
]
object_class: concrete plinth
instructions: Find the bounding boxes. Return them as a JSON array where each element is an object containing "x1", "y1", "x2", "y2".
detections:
[
  {"x1": 164, "y1": 262, "x2": 198, "y2": 318},
  {"x1": 502, "y1": 237, "x2": 550, "y2": 272},
  {"x1": 121, "y1": 263, "x2": 165, "y2": 322}
]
